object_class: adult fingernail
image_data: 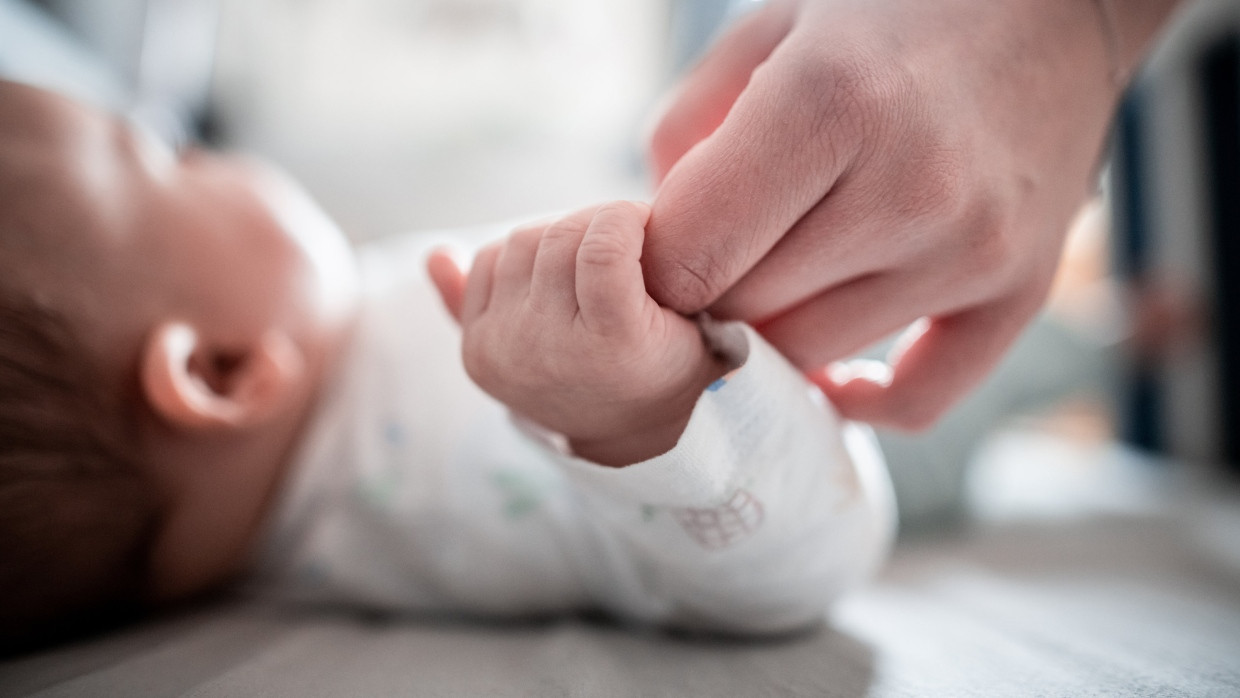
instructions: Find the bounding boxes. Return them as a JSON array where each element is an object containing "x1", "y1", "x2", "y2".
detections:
[{"x1": 826, "y1": 359, "x2": 893, "y2": 387}]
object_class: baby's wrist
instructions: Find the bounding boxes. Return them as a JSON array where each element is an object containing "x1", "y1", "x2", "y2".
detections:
[{"x1": 567, "y1": 351, "x2": 730, "y2": 467}]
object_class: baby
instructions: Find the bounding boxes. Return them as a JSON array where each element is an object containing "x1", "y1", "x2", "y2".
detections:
[{"x1": 0, "y1": 81, "x2": 894, "y2": 651}]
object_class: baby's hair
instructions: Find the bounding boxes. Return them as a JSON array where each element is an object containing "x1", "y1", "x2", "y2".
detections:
[{"x1": 0, "y1": 287, "x2": 162, "y2": 654}]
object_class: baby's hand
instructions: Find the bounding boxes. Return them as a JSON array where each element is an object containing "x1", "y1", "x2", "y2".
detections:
[{"x1": 429, "y1": 202, "x2": 728, "y2": 466}]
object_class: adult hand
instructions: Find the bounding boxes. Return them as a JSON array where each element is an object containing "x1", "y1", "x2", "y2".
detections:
[{"x1": 644, "y1": 0, "x2": 1182, "y2": 429}]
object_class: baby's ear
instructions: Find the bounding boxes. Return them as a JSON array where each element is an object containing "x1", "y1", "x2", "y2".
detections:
[{"x1": 140, "y1": 322, "x2": 305, "y2": 430}]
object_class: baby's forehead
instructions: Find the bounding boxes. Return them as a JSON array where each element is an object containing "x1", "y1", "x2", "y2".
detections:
[
  {"x1": 0, "y1": 85, "x2": 124, "y2": 261},
  {"x1": 0, "y1": 80, "x2": 96, "y2": 148},
  {"x1": 1, "y1": 82, "x2": 122, "y2": 188}
]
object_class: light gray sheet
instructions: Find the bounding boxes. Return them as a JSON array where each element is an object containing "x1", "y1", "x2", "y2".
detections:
[{"x1": 4, "y1": 446, "x2": 1240, "y2": 697}]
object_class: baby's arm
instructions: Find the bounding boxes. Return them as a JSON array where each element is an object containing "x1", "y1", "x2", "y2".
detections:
[
  {"x1": 429, "y1": 202, "x2": 893, "y2": 634},
  {"x1": 428, "y1": 202, "x2": 728, "y2": 466}
]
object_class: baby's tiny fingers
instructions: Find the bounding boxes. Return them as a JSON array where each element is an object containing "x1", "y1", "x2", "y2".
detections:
[
  {"x1": 576, "y1": 201, "x2": 651, "y2": 333},
  {"x1": 529, "y1": 205, "x2": 600, "y2": 314},
  {"x1": 493, "y1": 225, "x2": 542, "y2": 299},
  {"x1": 463, "y1": 242, "x2": 502, "y2": 324},
  {"x1": 427, "y1": 248, "x2": 467, "y2": 323}
]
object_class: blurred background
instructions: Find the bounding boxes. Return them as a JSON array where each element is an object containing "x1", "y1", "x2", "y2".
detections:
[
  {"x1": 1, "y1": 0, "x2": 1239, "y2": 533},
  {"x1": 0, "y1": 0, "x2": 786, "y2": 240}
]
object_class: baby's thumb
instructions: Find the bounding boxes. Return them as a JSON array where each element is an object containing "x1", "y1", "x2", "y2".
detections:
[{"x1": 427, "y1": 248, "x2": 466, "y2": 324}]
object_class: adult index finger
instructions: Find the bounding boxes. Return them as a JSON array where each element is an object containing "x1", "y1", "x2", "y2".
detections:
[
  {"x1": 648, "y1": 0, "x2": 796, "y2": 184},
  {"x1": 814, "y1": 293, "x2": 1043, "y2": 430}
]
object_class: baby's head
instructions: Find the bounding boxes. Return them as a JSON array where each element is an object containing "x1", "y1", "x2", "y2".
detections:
[{"x1": 0, "y1": 81, "x2": 358, "y2": 651}]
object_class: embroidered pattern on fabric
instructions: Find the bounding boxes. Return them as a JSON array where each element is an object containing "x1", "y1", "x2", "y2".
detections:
[
  {"x1": 672, "y1": 489, "x2": 764, "y2": 550},
  {"x1": 356, "y1": 419, "x2": 408, "y2": 509},
  {"x1": 491, "y1": 468, "x2": 551, "y2": 519}
]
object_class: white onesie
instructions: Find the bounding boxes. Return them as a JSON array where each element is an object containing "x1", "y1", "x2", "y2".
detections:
[{"x1": 250, "y1": 230, "x2": 896, "y2": 635}]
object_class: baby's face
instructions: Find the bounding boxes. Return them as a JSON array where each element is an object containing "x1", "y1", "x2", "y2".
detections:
[{"x1": 0, "y1": 82, "x2": 358, "y2": 372}]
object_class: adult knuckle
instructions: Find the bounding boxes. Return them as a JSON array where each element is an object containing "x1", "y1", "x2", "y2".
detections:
[
  {"x1": 899, "y1": 144, "x2": 971, "y2": 222},
  {"x1": 901, "y1": 155, "x2": 1014, "y2": 290},
  {"x1": 957, "y1": 195, "x2": 1016, "y2": 278},
  {"x1": 791, "y1": 49, "x2": 897, "y2": 142},
  {"x1": 882, "y1": 120, "x2": 1020, "y2": 285},
  {"x1": 829, "y1": 56, "x2": 889, "y2": 113}
]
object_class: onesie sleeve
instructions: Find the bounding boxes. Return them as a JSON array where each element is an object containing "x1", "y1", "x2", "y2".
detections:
[
  {"x1": 253, "y1": 238, "x2": 894, "y2": 635},
  {"x1": 530, "y1": 320, "x2": 896, "y2": 635}
]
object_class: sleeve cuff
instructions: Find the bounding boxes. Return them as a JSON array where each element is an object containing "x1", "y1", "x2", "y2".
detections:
[{"x1": 523, "y1": 319, "x2": 836, "y2": 508}]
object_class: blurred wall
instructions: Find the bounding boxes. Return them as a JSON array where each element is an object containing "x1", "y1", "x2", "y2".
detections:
[
  {"x1": 210, "y1": 0, "x2": 668, "y2": 240},
  {"x1": 1120, "y1": 0, "x2": 1240, "y2": 464},
  {"x1": 38, "y1": 0, "x2": 218, "y2": 143}
]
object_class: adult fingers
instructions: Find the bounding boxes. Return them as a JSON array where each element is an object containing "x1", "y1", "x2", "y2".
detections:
[
  {"x1": 755, "y1": 271, "x2": 957, "y2": 370},
  {"x1": 462, "y1": 242, "x2": 501, "y2": 324},
  {"x1": 645, "y1": 29, "x2": 871, "y2": 314},
  {"x1": 648, "y1": 0, "x2": 797, "y2": 183},
  {"x1": 529, "y1": 205, "x2": 601, "y2": 314},
  {"x1": 813, "y1": 294, "x2": 1041, "y2": 430},
  {"x1": 426, "y1": 248, "x2": 466, "y2": 323},
  {"x1": 576, "y1": 201, "x2": 651, "y2": 333},
  {"x1": 707, "y1": 170, "x2": 935, "y2": 322}
]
